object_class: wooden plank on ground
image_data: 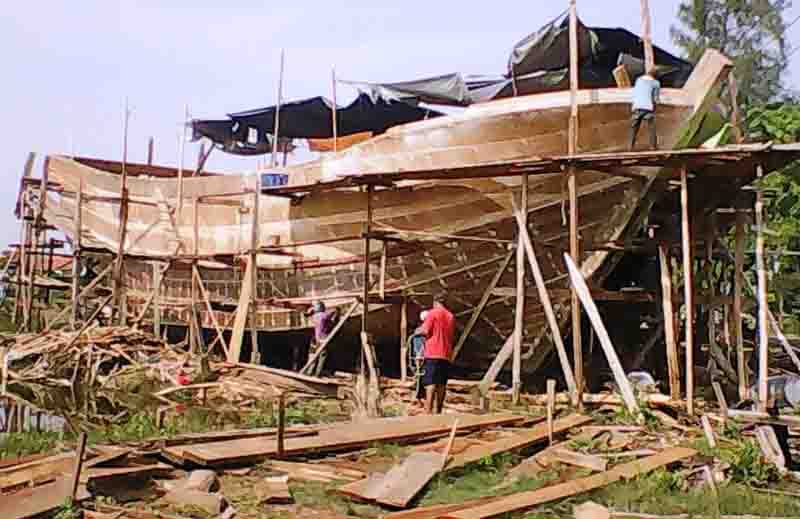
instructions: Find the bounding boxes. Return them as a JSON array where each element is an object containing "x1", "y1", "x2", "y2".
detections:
[
  {"x1": 258, "y1": 475, "x2": 293, "y2": 504},
  {"x1": 446, "y1": 413, "x2": 592, "y2": 469},
  {"x1": 0, "y1": 477, "x2": 91, "y2": 519},
  {"x1": 165, "y1": 413, "x2": 525, "y2": 466},
  {"x1": 540, "y1": 448, "x2": 607, "y2": 472},
  {"x1": 366, "y1": 451, "x2": 443, "y2": 508},
  {"x1": 83, "y1": 447, "x2": 132, "y2": 469},
  {"x1": 441, "y1": 447, "x2": 696, "y2": 519},
  {"x1": 84, "y1": 462, "x2": 173, "y2": 482},
  {"x1": 384, "y1": 496, "x2": 502, "y2": 519},
  {"x1": 266, "y1": 459, "x2": 365, "y2": 482},
  {"x1": 0, "y1": 451, "x2": 75, "y2": 490}
]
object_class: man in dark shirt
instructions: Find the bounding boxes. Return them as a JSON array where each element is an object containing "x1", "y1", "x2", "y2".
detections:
[{"x1": 306, "y1": 301, "x2": 338, "y2": 375}]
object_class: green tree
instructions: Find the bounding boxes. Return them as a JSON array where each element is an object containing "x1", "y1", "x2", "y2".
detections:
[{"x1": 671, "y1": 0, "x2": 790, "y2": 108}]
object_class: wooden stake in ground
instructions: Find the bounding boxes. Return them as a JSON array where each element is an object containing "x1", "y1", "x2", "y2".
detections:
[
  {"x1": 400, "y1": 299, "x2": 408, "y2": 382},
  {"x1": 755, "y1": 164, "x2": 768, "y2": 412},
  {"x1": 564, "y1": 253, "x2": 640, "y2": 419},
  {"x1": 659, "y1": 244, "x2": 680, "y2": 400},
  {"x1": 68, "y1": 433, "x2": 87, "y2": 501},
  {"x1": 680, "y1": 165, "x2": 695, "y2": 416},
  {"x1": 276, "y1": 392, "x2": 286, "y2": 459},
  {"x1": 546, "y1": 379, "x2": 556, "y2": 445},
  {"x1": 701, "y1": 415, "x2": 717, "y2": 449}
]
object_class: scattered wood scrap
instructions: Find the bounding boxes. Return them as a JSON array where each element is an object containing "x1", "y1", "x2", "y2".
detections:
[
  {"x1": 541, "y1": 447, "x2": 608, "y2": 472},
  {"x1": 257, "y1": 475, "x2": 293, "y2": 504},
  {"x1": 265, "y1": 459, "x2": 365, "y2": 483},
  {"x1": 440, "y1": 447, "x2": 696, "y2": 519}
]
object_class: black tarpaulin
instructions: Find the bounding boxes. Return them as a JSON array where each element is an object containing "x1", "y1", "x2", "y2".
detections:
[
  {"x1": 508, "y1": 13, "x2": 597, "y2": 77},
  {"x1": 191, "y1": 94, "x2": 442, "y2": 154},
  {"x1": 341, "y1": 73, "x2": 470, "y2": 106}
]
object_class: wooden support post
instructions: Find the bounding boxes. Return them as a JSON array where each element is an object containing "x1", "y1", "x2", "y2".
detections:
[
  {"x1": 564, "y1": 253, "x2": 641, "y2": 419},
  {"x1": 194, "y1": 266, "x2": 230, "y2": 357},
  {"x1": 250, "y1": 182, "x2": 261, "y2": 364},
  {"x1": 659, "y1": 245, "x2": 680, "y2": 400},
  {"x1": 706, "y1": 218, "x2": 717, "y2": 364},
  {"x1": 362, "y1": 186, "x2": 373, "y2": 335},
  {"x1": 734, "y1": 210, "x2": 747, "y2": 400},
  {"x1": 70, "y1": 181, "x2": 83, "y2": 329},
  {"x1": 728, "y1": 71, "x2": 744, "y2": 144},
  {"x1": 400, "y1": 299, "x2": 408, "y2": 382},
  {"x1": 271, "y1": 50, "x2": 285, "y2": 168},
  {"x1": 512, "y1": 200, "x2": 577, "y2": 398},
  {"x1": 712, "y1": 381, "x2": 728, "y2": 421},
  {"x1": 453, "y1": 248, "x2": 514, "y2": 361},
  {"x1": 756, "y1": 164, "x2": 768, "y2": 412},
  {"x1": 379, "y1": 242, "x2": 388, "y2": 301},
  {"x1": 513, "y1": 175, "x2": 528, "y2": 405},
  {"x1": 639, "y1": 0, "x2": 655, "y2": 71},
  {"x1": 568, "y1": 0, "x2": 583, "y2": 405},
  {"x1": 190, "y1": 197, "x2": 199, "y2": 354},
  {"x1": 547, "y1": 379, "x2": 556, "y2": 445},
  {"x1": 680, "y1": 165, "x2": 695, "y2": 416},
  {"x1": 276, "y1": 392, "x2": 286, "y2": 459},
  {"x1": 228, "y1": 258, "x2": 253, "y2": 362},
  {"x1": 332, "y1": 68, "x2": 338, "y2": 153},
  {"x1": 113, "y1": 99, "x2": 131, "y2": 326},
  {"x1": 68, "y1": 432, "x2": 87, "y2": 502},
  {"x1": 147, "y1": 137, "x2": 155, "y2": 166},
  {"x1": 153, "y1": 262, "x2": 163, "y2": 338}
]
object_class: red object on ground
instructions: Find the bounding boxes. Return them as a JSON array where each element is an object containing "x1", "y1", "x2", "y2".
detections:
[{"x1": 177, "y1": 371, "x2": 191, "y2": 385}]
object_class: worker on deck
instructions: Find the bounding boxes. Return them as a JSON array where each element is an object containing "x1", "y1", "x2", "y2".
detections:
[
  {"x1": 416, "y1": 298, "x2": 455, "y2": 414},
  {"x1": 629, "y1": 66, "x2": 661, "y2": 150},
  {"x1": 305, "y1": 301, "x2": 339, "y2": 376}
]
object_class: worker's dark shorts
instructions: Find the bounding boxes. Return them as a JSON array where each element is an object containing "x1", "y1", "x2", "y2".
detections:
[
  {"x1": 422, "y1": 359, "x2": 450, "y2": 387},
  {"x1": 631, "y1": 109, "x2": 655, "y2": 123}
]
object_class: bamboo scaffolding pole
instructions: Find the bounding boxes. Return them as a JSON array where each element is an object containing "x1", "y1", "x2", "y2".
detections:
[
  {"x1": 177, "y1": 104, "x2": 188, "y2": 216},
  {"x1": 400, "y1": 299, "x2": 408, "y2": 382},
  {"x1": 190, "y1": 197, "x2": 199, "y2": 354},
  {"x1": 147, "y1": 137, "x2": 154, "y2": 166},
  {"x1": 70, "y1": 181, "x2": 83, "y2": 329},
  {"x1": 734, "y1": 210, "x2": 747, "y2": 400},
  {"x1": 756, "y1": 164, "x2": 768, "y2": 412},
  {"x1": 113, "y1": 98, "x2": 131, "y2": 325},
  {"x1": 513, "y1": 175, "x2": 528, "y2": 404},
  {"x1": 250, "y1": 180, "x2": 261, "y2": 364},
  {"x1": 640, "y1": 0, "x2": 655, "y2": 71},
  {"x1": 332, "y1": 67, "x2": 338, "y2": 153},
  {"x1": 568, "y1": 0, "x2": 583, "y2": 403},
  {"x1": 681, "y1": 165, "x2": 695, "y2": 416},
  {"x1": 271, "y1": 50, "x2": 285, "y2": 168},
  {"x1": 512, "y1": 198, "x2": 577, "y2": 397}
]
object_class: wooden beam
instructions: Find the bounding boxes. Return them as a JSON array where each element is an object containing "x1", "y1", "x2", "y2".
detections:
[
  {"x1": 228, "y1": 258, "x2": 253, "y2": 362},
  {"x1": 44, "y1": 263, "x2": 113, "y2": 333},
  {"x1": 190, "y1": 197, "x2": 199, "y2": 354},
  {"x1": 681, "y1": 165, "x2": 695, "y2": 416},
  {"x1": 113, "y1": 100, "x2": 131, "y2": 325},
  {"x1": 756, "y1": 164, "x2": 768, "y2": 412},
  {"x1": 250, "y1": 183, "x2": 261, "y2": 364},
  {"x1": 512, "y1": 200, "x2": 577, "y2": 397},
  {"x1": 153, "y1": 262, "x2": 163, "y2": 338},
  {"x1": 68, "y1": 433, "x2": 87, "y2": 501},
  {"x1": 659, "y1": 245, "x2": 680, "y2": 400},
  {"x1": 271, "y1": 50, "x2": 285, "y2": 168},
  {"x1": 194, "y1": 265, "x2": 230, "y2": 358},
  {"x1": 453, "y1": 249, "x2": 514, "y2": 361},
  {"x1": 734, "y1": 210, "x2": 747, "y2": 400},
  {"x1": 564, "y1": 253, "x2": 641, "y2": 418}
]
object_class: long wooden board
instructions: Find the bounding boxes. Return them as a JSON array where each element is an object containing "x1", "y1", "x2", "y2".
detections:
[
  {"x1": 0, "y1": 477, "x2": 91, "y2": 519},
  {"x1": 384, "y1": 496, "x2": 501, "y2": 519},
  {"x1": 0, "y1": 451, "x2": 75, "y2": 490},
  {"x1": 441, "y1": 447, "x2": 696, "y2": 519},
  {"x1": 165, "y1": 413, "x2": 524, "y2": 466}
]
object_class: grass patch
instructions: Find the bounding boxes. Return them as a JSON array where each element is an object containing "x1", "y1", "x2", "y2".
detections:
[
  {"x1": 585, "y1": 470, "x2": 800, "y2": 517},
  {"x1": 0, "y1": 430, "x2": 63, "y2": 457},
  {"x1": 419, "y1": 453, "x2": 556, "y2": 507},
  {"x1": 292, "y1": 480, "x2": 382, "y2": 518}
]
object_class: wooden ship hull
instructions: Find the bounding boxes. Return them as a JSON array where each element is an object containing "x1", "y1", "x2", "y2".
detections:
[{"x1": 38, "y1": 50, "x2": 732, "y2": 371}]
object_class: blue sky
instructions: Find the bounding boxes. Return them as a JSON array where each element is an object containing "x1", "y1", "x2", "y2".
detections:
[{"x1": 2, "y1": 1, "x2": 799, "y2": 248}]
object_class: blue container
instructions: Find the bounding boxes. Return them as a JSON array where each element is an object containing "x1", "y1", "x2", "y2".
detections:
[{"x1": 261, "y1": 173, "x2": 289, "y2": 187}]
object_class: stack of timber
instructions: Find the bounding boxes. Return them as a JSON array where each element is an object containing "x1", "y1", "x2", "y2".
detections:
[{"x1": 2, "y1": 326, "x2": 184, "y2": 388}]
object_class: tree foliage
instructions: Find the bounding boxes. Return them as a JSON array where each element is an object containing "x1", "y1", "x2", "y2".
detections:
[{"x1": 671, "y1": 0, "x2": 790, "y2": 107}]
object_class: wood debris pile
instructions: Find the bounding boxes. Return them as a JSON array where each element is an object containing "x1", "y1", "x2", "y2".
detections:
[
  {"x1": 1, "y1": 326, "x2": 184, "y2": 388},
  {"x1": 12, "y1": 394, "x2": 792, "y2": 519}
]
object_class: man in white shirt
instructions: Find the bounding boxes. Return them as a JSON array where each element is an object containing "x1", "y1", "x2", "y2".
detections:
[{"x1": 630, "y1": 67, "x2": 661, "y2": 150}]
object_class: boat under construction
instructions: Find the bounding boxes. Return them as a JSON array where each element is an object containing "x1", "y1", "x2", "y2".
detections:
[{"x1": 13, "y1": 15, "x2": 800, "y2": 389}]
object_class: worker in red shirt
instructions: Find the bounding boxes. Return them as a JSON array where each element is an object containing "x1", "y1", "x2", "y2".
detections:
[{"x1": 417, "y1": 298, "x2": 455, "y2": 414}]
